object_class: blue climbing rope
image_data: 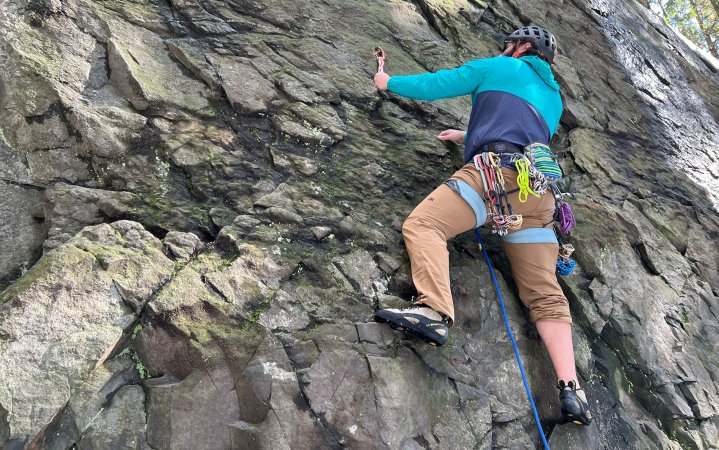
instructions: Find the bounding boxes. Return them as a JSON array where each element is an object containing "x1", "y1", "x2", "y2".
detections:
[{"x1": 474, "y1": 228, "x2": 551, "y2": 450}]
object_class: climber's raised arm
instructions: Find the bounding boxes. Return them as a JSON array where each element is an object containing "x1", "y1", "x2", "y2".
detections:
[{"x1": 373, "y1": 60, "x2": 491, "y2": 101}]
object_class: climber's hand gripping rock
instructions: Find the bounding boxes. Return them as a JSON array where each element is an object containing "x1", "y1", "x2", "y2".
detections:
[{"x1": 437, "y1": 129, "x2": 465, "y2": 145}]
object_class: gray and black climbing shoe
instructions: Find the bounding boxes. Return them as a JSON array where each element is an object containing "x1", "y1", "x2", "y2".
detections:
[
  {"x1": 373, "y1": 305, "x2": 449, "y2": 346},
  {"x1": 558, "y1": 380, "x2": 593, "y2": 425}
]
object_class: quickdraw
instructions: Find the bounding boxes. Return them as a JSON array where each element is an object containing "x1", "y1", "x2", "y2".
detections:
[
  {"x1": 473, "y1": 152, "x2": 522, "y2": 235},
  {"x1": 503, "y1": 190, "x2": 523, "y2": 231}
]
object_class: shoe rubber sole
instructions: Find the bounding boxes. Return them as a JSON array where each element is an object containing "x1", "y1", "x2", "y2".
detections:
[
  {"x1": 373, "y1": 312, "x2": 445, "y2": 346},
  {"x1": 563, "y1": 413, "x2": 591, "y2": 426},
  {"x1": 561, "y1": 404, "x2": 592, "y2": 426}
]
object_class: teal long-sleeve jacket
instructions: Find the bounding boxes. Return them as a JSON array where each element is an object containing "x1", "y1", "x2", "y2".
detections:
[{"x1": 387, "y1": 55, "x2": 563, "y2": 163}]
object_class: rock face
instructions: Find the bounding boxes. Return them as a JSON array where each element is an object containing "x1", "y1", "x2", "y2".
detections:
[
  {"x1": 1, "y1": 0, "x2": 719, "y2": 449},
  {"x1": 0, "y1": 221, "x2": 173, "y2": 447}
]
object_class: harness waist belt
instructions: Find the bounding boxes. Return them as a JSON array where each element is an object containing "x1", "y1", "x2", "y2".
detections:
[{"x1": 480, "y1": 141, "x2": 523, "y2": 154}]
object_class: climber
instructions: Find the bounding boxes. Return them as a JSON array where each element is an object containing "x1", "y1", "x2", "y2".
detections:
[{"x1": 372, "y1": 26, "x2": 592, "y2": 426}]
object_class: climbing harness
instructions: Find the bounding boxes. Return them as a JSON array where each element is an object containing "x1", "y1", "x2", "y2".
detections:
[
  {"x1": 474, "y1": 229, "x2": 551, "y2": 450},
  {"x1": 472, "y1": 143, "x2": 578, "y2": 275},
  {"x1": 374, "y1": 47, "x2": 386, "y2": 74}
]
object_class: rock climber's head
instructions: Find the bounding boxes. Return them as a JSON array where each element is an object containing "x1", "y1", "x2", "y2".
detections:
[{"x1": 502, "y1": 25, "x2": 557, "y2": 64}]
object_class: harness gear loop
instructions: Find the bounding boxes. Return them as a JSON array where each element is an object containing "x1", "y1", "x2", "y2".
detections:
[
  {"x1": 490, "y1": 153, "x2": 504, "y2": 185},
  {"x1": 472, "y1": 152, "x2": 521, "y2": 236}
]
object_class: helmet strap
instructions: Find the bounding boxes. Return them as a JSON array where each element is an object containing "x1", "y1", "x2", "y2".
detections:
[{"x1": 510, "y1": 41, "x2": 522, "y2": 58}]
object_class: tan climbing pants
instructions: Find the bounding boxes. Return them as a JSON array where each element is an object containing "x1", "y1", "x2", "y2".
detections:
[{"x1": 402, "y1": 163, "x2": 572, "y2": 326}]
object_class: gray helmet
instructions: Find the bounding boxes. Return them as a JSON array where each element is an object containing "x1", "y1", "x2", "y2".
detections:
[{"x1": 505, "y1": 26, "x2": 557, "y2": 63}]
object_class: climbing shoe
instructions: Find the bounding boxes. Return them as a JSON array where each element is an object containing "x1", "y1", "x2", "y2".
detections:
[
  {"x1": 373, "y1": 305, "x2": 449, "y2": 346},
  {"x1": 558, "y1": 380, "x2": 593, "y2": 425}
]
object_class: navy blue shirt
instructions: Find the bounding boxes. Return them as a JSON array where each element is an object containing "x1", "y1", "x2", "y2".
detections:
[{"x1": 464, "y1": 91, "x2": 550, "y2": 163}]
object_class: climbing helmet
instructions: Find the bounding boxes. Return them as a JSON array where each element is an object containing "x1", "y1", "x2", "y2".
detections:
[{"x1": 505, "y1": 25, "x2": 557, "y2": 63}]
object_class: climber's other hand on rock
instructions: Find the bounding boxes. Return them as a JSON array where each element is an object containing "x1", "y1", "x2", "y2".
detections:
[{"x1": 437, "y1": 129, "x2": 465, "y2": 145}]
